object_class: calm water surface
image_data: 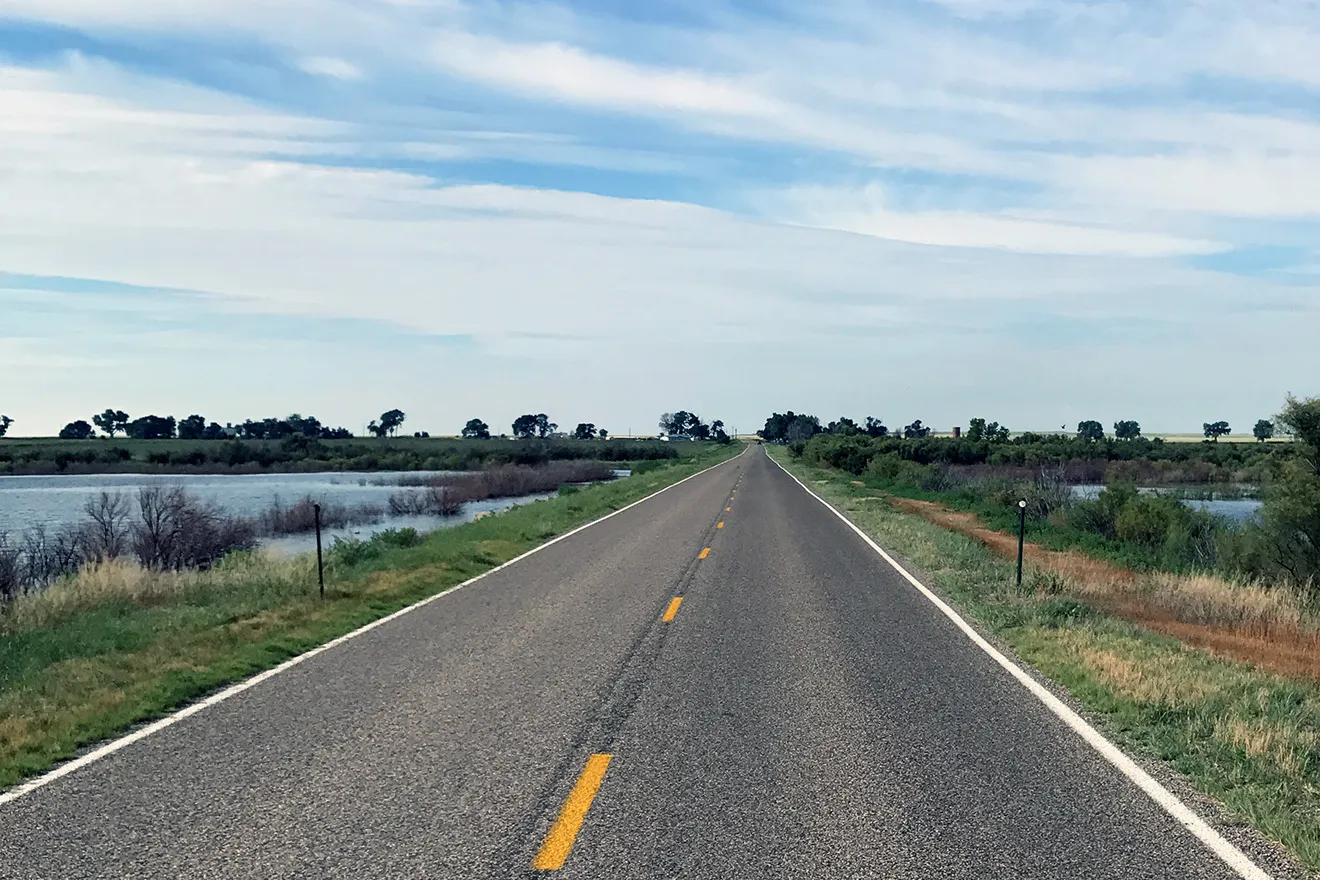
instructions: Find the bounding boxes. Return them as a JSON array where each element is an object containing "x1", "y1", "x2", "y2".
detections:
[
  {"x1": 0, "y1": 471, "x2": 556, "y2": 553},
  {"x1": 1069, "y1": 485, "x2": 1262, "y2": 523}
]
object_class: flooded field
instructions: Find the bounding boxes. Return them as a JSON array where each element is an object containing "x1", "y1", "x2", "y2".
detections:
[
  {"x1": 0, "y1": 471, "x2": 554, "y2": 554},
  {"x1": 1070, "y1": 484, "x2": 1263, "y2": 523}
]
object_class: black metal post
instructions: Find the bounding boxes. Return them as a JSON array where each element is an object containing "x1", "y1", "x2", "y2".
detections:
[
  {"x1": 314, "y1": 503, "x2": 324, "y2": 599},
  {"x1": 1016, "y1": 500, "x2": 1026, "y2": 590}
]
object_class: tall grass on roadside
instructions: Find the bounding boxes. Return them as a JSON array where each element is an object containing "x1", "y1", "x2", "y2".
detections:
[{"x1": 0, "y1": 553, "x2": 315, "y2": 637}]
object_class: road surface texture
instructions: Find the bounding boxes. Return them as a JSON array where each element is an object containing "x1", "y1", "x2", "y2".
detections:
[{"x1": 0, "y1": 447, "x2": 1279, "y2": 879}]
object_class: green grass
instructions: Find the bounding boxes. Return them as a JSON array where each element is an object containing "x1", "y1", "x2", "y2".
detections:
[
  {"x1": 773, "y1": 447, "x2": 1320, "y2": 872},
  {"x1": 0, "y1": 443, "x2": 742, "y2": 789}
]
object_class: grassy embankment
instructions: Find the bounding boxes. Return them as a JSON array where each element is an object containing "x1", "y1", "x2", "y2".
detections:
[
  {"x1": 0, "y1": 443, "x2": 742, "y2": 790},
  {"x1": 770, "y1": 447, "x2": 1320, "y2": 872},
  {"x1": 0, "y1": 436, "x2": 681, "y2": 475}
]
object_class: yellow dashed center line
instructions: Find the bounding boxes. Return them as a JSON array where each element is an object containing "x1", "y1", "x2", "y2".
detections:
[
  {"x1": 717, "y1": 522, "x2": 724, "y2": 529},
  {"x1": 699, "y1": 547, "x2": 711, "y2": 559},
  {"x1": 663, "y1": 597, "x2": 683, "y2": 622},
  {"x1": 531, "y1": 754, "x2": 613, "y2": 871}
]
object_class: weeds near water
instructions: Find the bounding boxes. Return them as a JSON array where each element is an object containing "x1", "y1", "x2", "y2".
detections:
[
  {"x1": 0, "y1": 488, "x2": 258, "y2": 604},
  {"x1": 259, "y1": 496, "x2": 383, "y2": 535}
]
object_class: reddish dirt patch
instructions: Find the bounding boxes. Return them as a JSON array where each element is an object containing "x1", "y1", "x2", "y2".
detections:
[{"x1": 888, "y1": 497, "x2": 1320, "y2": 680}]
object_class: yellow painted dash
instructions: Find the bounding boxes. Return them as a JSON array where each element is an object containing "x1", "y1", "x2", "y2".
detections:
[
  {"x1": 725, "y1": 506, "x2": 731, "y2": 512},
  {"x1": 663, "y1": 597, "x2": 683, "y2": 622},
  {"x1": 699, "y1": 547, "x2": 711, "y2": 559},
  {"x1": 717, "y1": 522, "x2": 725, "y2": 529},
  {"x1": 531, "y1": 754, "x2": 613, "y2": 870}
]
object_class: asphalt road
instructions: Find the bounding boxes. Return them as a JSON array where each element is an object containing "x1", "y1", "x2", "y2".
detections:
[{"x1": 0, "y1": 446, "x2": 1269, "y2": 878}]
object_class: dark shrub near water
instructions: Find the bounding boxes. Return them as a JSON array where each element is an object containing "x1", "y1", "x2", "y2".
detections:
[
  {"x1": 259, "y1": 496, "x2": 384, "y2": 535},
  {"x1": 387, "y1": 460, "x2": 617, "y2": 517},
  {"x1": 0, "y1": 488, "x2": 257, "y2": 601}
]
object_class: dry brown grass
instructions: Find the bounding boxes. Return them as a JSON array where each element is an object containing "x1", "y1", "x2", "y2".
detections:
[
  {"x1": 888, "y1": 497, "x2": 1320, "y2": 680},
  {"x1": 1059, "y1": 632, "x2": 1231, "y2": 708},
  {"x1": 1214, "y1": 716, "x2": 1319, "y2": 777},
  {"x1": 1, "y1": 555, "x2": 315, "y2": 633}
]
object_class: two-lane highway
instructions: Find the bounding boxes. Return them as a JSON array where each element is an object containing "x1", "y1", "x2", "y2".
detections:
[{"x1": 0, "y1": 446, "x2": 1271, "y2": 878}]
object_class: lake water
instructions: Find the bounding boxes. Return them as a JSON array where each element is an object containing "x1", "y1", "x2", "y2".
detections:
[
  {"x1": 0, "y1": 471, "x2": 556, "y2": 555},
  {"x1": 1070, "y1": 485, "x2": 1263, "y2": 524}
]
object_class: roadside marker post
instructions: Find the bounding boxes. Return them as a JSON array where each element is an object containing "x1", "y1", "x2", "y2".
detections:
[
  {"x1": 314, "y1": 503, "x2": 325, "y2": 599},
  {"x1": 1016, "y1": 500, "x2": 1026, "y2": 590}
]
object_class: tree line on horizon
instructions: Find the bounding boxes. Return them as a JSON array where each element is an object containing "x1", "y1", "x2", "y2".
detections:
[
  {"x1": 759, "y1": 413, "x2": 1282, "y2": 444},
  {"x1": 1, "y1": 407, "x2": 1280, "y2": 445},
  {"x1": 31, "y1": 410, "x2": 362, "y2": 442},
  {"x1": 459, "y1": 411, "x2": 732, "y2": 443}
]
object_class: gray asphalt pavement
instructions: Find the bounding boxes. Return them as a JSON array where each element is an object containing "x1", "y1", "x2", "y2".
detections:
[{"x1": 0, "y1": 446, "x2": 1267, "y2": 878}]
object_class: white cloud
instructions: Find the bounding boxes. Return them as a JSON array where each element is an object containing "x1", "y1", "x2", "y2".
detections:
[
  {"x1": 2, "y1": 4, "x2": 1319, "y2": 434},
  {"x1": 298, "y1": 56, "x2": 365, "y2": 81},
  {"x1": 775, "y1": 184, "x2": 1225, "y2": 256},
  {"x1": 433, "y1": 34, "x2": 784, "y2": 118}
]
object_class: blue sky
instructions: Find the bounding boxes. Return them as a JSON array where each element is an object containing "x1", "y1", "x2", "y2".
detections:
[{"x1": 0, "y1": 0, "x2": 1317, "y2": 437}]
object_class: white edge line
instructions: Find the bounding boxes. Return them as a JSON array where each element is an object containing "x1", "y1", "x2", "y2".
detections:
[
  {"x1": 0, "y1": 445, "x2": 748, "y2": 807},
  {"x1": 768, "y1": 453, "x2": 1272, "y2": 880}
]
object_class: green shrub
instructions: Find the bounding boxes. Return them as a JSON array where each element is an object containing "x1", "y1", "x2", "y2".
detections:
[
  {"x1": 1115, "y1": 496, "x2": 1181, "y2": 547},
  {"x1": 328, "y1": 537, "x2": 378, "y2": 567},
  {"x1": 1036, "y1": 597, "x2": 1093, "y2": 627},
  {"x1": 374, "y1": 528, "x2": 423, "y2": 549}
]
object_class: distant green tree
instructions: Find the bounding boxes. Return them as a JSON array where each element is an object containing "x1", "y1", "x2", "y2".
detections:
[
  {"x1": 598, "y1": 429, "x2": 609, "y2": 440},
  {"x1": 462, "y1": 419, "x2": 491, "y2": 439},
  {"x1": 92, "y1": 409, "x2": 129, "y2": 438},
  {"x1": 863, "y1": 416, "x2": 889, "y2": 438},
  {"x1": 203, "y1": 422, "x2": 229, "y2": 440},
  {"x1": 826, "y1": 417, "x2": 860, "y2": 436},
  {"x1": 378, "y1": 409, "x2": 406, "y2": 437},
  {"x1": 1077, "y1": 420, "x2": 1106, "y2": 441},
  {"x1": 1114, "y1": 420, "x2": 1142, "y2": 440},
  {"x1": 284, "y1": 414, "x2": 324, "y2": 438},
  {"x1": 759, "y1": 412, "x2": 820, "y2": 443},
  {"x1": 1279, "y1": 396, "x2": 1320, "y2": 449},
  {"x1": 1203, "y1": 421, "x2": 1231, "y2": 442},
  {"x1": 573, "y1": 423, "x2": 597, "y2": 440},
  {"x1": 784, "y1": 415, "x2": 819, "y2": 442},
  {"x1": 126, "y1": 415, "x2": 176, "y2": 440},
  {"x1": 967, "y1": 418, "x2": 1009, "y2": 442},
  {"x1": 177, "y1": 414, "x2": 207, "y2": 440},
  {"x1": 903, "y1": 420, "x2": 931, "y2": 439},
  {"x1": 534, "y1": 414, "x2": 557, "y2": 438},
  {"x1": 512, "y1": 415, "x2": 539, "y2": 439},
  {"x1": 711, "y1": 420, "x2": 731, "y2": 444},
  {"x1": 1253, "y1": 419, "x2": 1275, "y2": 443},
  {"x1": 0, "y1": 415, "x2": 11, "y2": 437},
  {"x1": 59, "y1": 420, "x2": 94, "y2": 440}
]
